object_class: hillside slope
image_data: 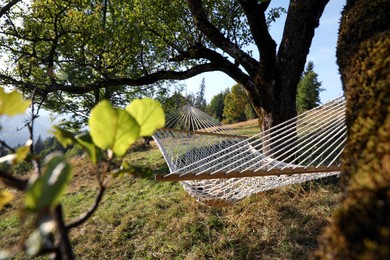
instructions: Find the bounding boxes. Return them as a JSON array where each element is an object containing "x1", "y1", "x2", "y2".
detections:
[{"x1": 0, "y1": 120, "x2": 341, "y2": 259}]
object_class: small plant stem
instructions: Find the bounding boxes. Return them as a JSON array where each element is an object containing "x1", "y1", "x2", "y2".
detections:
[
  {"x1": 53, "y1": 205, "x2": 75, "y2": 260},
  {"x1": 66, "y1": 185, "x2": 106, "y2": 229}
]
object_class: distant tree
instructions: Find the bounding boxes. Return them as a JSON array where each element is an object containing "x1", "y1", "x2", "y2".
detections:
[
  {"x1": 185, "y1": 92, "x2": 196, "y2": 106},
  {"x1": 0, "y1": 144, "x2": 9, "y2": 157},
  {"x1": 223, "y1": 84, "x2": 248, "y2": 123},
  {"x1": 208, "y1": 89, "x2": 229, "y2": 121},
  {"x1": 195, "y1": 78, "x2": 207, "y2": 110},
  {"x1": 161, "y1": 91, "x2": 188, "y2": 114},
  {"x1": 34, "y1": 135, "x2": 44, "y2": 154},
  {"x1": 296, "y1": 61, "x2": 323, "y2": 114},
  {"x1": 40, "y1": 136, "x2": 67, "y2": 157},
  {"x1": 245, "y1": 103, "x2": 257, "y2": 120}
]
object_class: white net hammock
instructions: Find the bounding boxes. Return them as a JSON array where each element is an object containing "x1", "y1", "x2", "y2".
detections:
[{"x1": 153, "y1": 97, "x2": 346, "y2": 206}]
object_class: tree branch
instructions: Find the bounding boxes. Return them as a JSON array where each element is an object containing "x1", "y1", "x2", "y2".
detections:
[
  {"x1": 277, "y1": 0, "x2": 329, "y2": 91},
  {"x1": 170, "y1": 46, "x2": 255, "y2": 90},
  {"x1": 187, "y1": 0, "x2": 259, "y2": 76},
  {"x1": 0, "y1": 140, "x2": 16, "y2": 153},
  {"x1": 53, "y1": 205, "x2": 75, "y2": 260},
  {"x1": 238, "y1": 0, "x2": 276, "y2": 73},
  {"x1": 0, "y1": 63, "x2": 218, "y2": 94},
  {"x1": 0, "y1": 0, "x2": 22, "y2": 18}
]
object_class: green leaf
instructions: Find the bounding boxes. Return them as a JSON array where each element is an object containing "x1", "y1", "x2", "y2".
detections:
[
  {"x1": 74, "y1": 132, "x2": 102, "y2": 164},
  {"x1": 111, "y1": 164, "x2": 153, "y2": 179},
  {"x1": 51, "y1": 126, "x2": 76, "y2": 148},
  {"x1": 0, "y1": 88, "x2": 31, "y2": 116},
  {"x1": 125, "y1": 98, "x2": 165, "y2": 136},
  {"x1": 25, "y1": 153, "x2": 72, "y2": 211},
  {"x1": 15, "y1": 139, "x2": 32, "y2": 163},
  {"x1": 89, "y1": 100, "x2": 140, "y2": 157},
  {"x1": 0, "y1": 190, "x2": 14, "y2": 210}
]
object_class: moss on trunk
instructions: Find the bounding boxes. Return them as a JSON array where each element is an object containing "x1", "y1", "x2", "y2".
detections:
[{"x1": 315, "y1": 0, "x2": 390, "y2": 258}]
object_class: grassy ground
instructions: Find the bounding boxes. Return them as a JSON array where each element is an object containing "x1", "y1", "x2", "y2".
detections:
[{"x1": 0, "y1": 120, "x2": 341, "y2": 259}]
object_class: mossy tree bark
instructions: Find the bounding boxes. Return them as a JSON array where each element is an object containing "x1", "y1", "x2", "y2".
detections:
[{"x1": 315, "y1": 0, "x2": 390, "y2": 258}]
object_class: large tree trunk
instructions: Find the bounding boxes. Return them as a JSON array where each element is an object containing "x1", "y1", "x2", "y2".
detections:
[
  {"x1": 244, "y1": 0, "x2": 328, "y2": 140},
  {"x1": 315, "y1": 0, "x2": 390, "y2": 258}
]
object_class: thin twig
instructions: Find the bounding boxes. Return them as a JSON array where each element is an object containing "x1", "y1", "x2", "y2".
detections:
[
  {"x1": 66, "y1": 184, "x2": 106, "y2": 230},
  {"x1": 0, "y1": 140, "x2": 16, "y2": 153}
]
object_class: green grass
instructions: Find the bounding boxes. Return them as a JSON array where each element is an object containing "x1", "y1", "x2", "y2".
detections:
[
  {"x1": 223, "y1": 119, "x2": 261, "y2": 136},
  {"x1": 0, "y1": 120, "x2": 341, "y2": 259}
]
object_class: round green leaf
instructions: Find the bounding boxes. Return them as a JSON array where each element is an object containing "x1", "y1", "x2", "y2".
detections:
[
  {"x1": 0, "y1": 88, "x2": 31, "y2": 116},
  {"x1": 89, "y1": 100, "x2": 140, "y2": 157},
  {"x1": 125, "y1": 98, "x2": 165, "y2": 136}
]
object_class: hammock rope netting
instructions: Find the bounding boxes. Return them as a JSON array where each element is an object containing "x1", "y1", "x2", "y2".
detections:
[{"x1": 153, "y1": 97, "x2": 346, "y2": 206}]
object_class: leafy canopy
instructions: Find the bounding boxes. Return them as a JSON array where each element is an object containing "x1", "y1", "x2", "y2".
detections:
[{"x1": 0, "y1": 0, "x2": 285, "y2": 127}]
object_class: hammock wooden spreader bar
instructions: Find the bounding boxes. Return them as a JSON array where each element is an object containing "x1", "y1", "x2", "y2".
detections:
[{"x1": 156, "y1": 165, "x2": 341, "y2": 181}]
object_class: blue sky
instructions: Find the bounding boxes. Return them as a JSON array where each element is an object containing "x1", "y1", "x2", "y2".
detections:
[{"x1": 184, "y1": 0, "x2": 346, "y2": 103}]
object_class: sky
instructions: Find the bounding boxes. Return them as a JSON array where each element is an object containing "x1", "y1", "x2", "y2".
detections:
[{"x1": 184, "y1": 0, "x2": 346, "y2": 103}]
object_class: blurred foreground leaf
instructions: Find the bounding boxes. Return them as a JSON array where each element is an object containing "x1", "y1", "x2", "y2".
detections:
[
  {"x1": 51, "y1": 127, "x2": 76, "y2": 148},
  {"x1": 75, "y1": 132, "x2": 102, "y2": 164},
  {"x1": 0, "y1": 88, "x2": 31, "y2": 116},
  {"x1": 25, "y1": 153, "x2": 72, "y2": 211},
  {"x1": 126, "y1": 98, "x2": 165, "y2": 136},
  {"x1": 0, "y1": 190, "x2": 14, "y2": 210}
]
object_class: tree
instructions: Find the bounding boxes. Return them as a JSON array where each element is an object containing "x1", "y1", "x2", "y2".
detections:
[
  {"x1": 194, "y1": 77, "x2": 207, "y2": 110},
  {"x1": 296, "y1": 61, "x2": 323, "y2": 114},
  {"x1": 0, "y1": 0, "x2": 330, "y2": 133},
  {"x1": 223, "y1": 84, "x2": 247, "y2": 123},
  {"x1": 208, "y1": 89, "x2": 229, "y2": 121},
  {"x1": 316, "y1": 0, "x2": 390, "y2": 258},
  {"x1": 160, "y1": 90, "x2": 188, "y2": 114},
  {"x1": 33, "y1": 134, "x2": 44, "y2": 154}
]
